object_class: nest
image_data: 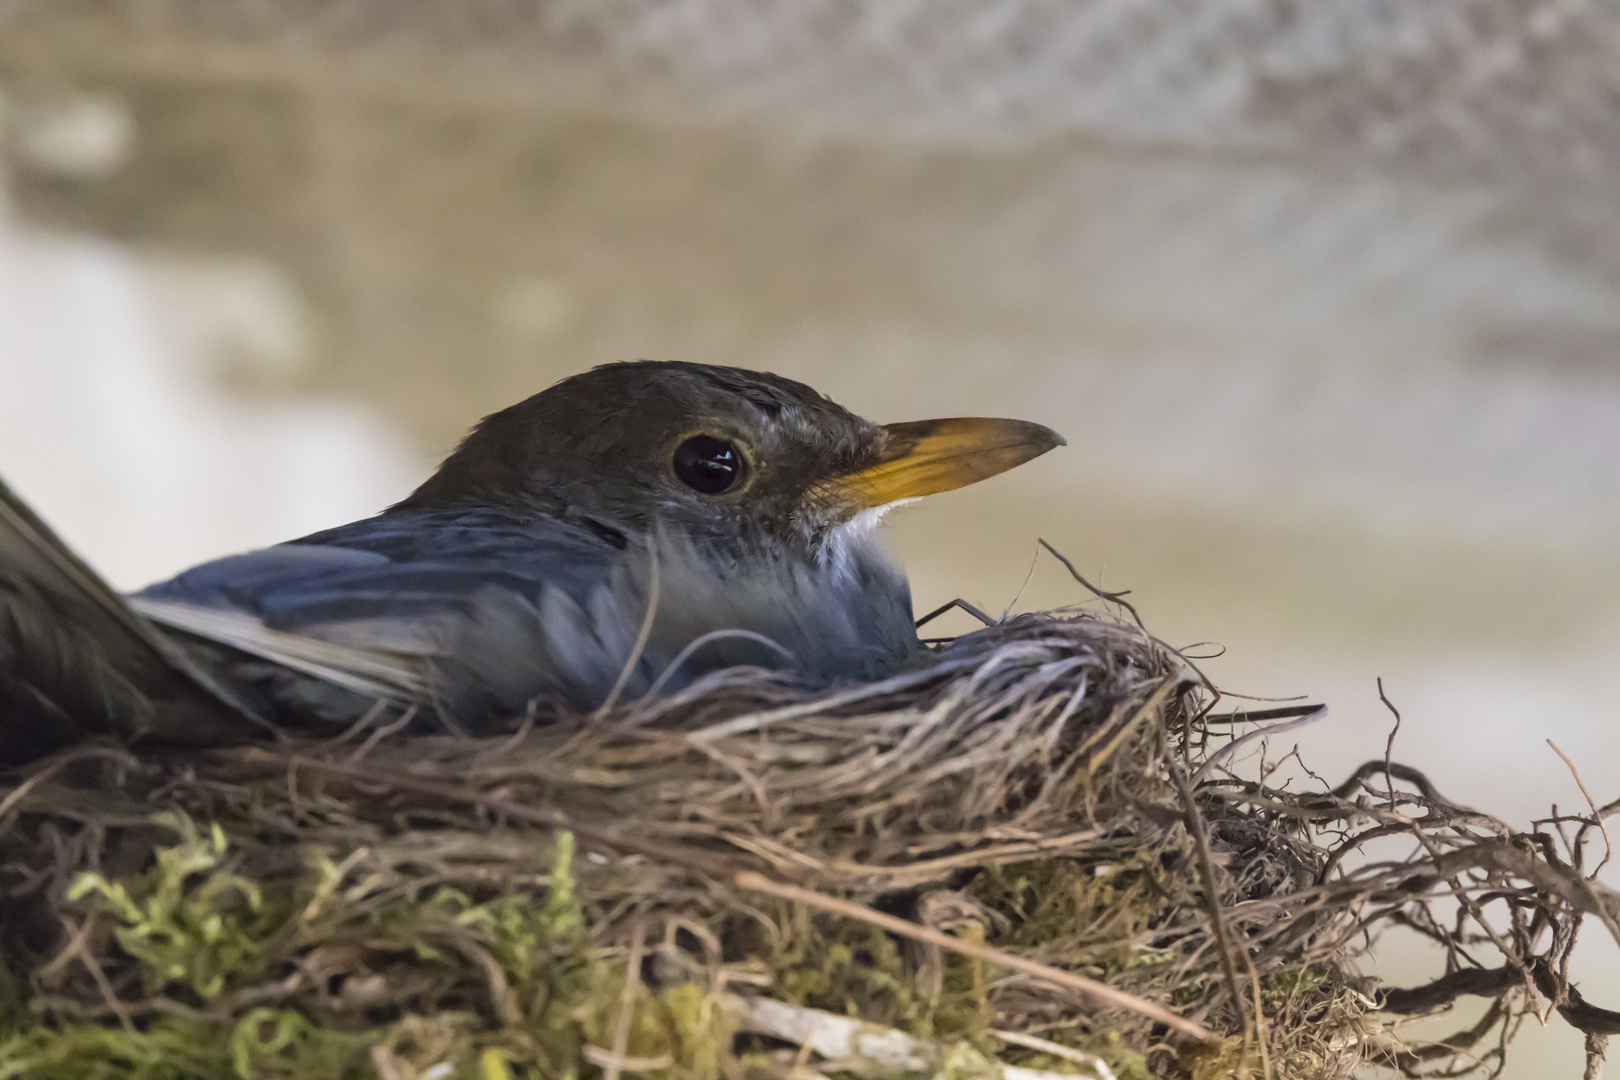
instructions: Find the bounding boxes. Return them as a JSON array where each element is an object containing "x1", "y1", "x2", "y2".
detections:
[{"x1": 0, "y1": 603, "x2": 1617, "y2": 1080}]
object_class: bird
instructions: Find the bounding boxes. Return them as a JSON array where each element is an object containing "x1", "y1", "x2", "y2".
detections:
[{"x1": 0, "y1": 361, "x2": 1063, "y2": 762}]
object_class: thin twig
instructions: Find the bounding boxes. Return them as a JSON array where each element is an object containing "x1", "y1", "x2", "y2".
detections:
[
  {"x1": 346, "y1": 706, "x2": 416, "y2": 763},
  {"x1": 601, "y1": 921, "x2": 647, "y2": 1080},
  {"x1": 1037, "y1": 539, "x2": 1143, "y2": 630},
  {"x1": 1000, "y1": 541, "x2": 1045, "y2": 621},
  {"x1": 1377, "y1": 678, "x2": 1402, "y2": 810},
  {"x1": 989, "y1": 1029, "x2": 1119, "y2": 1080},
  {"x1": 1201, "y1": 704, "x2": 1325, "y2": 725},
  {"x1": 733, "y1": 871, "x2": 1214, "y2": 1041},
  {"x1": 1549, "y1": 739, "x2": 1613, "y2": 877},
  {"x1": 1191, "y1": 707, "x2": 1327, "y2": 786},
  {"x1": 1584, "y1": 1032, "x2": 1609, "y2": 1080},
  {"x1": 1168, "y1": 764, "x2": 1272, "y2": 1079},
  {"x1": 235, "y1": 749, "x2": 739, "y2": 877},
  {"x1": 57, "y1": 915, "x2": 135, "y2": 1036},
  {"x1": 0, "y1": 744, "x2": 139, "y2": 823},
  {"x1": 914, "y1": 597, "x2": 996, "y2": 629},
  {"x1": 727, "y1": 995, "x2": 1115, "y2": 1080},
  {"x1": 595, "y1": 540, "x2": 661, "y2": 719}
]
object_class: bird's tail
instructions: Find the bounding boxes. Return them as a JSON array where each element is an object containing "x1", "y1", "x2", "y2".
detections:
[{"x1": 0, "y1": 475, "x2": 269, "y2": 762}]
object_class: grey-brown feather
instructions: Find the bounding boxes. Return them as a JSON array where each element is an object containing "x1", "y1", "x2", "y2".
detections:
[
  {"x1": 0, "y1": 477, "x2": 268, "y2": 760},
  {"x1": 130, "y1": 527, "x2": 919, "y2": 731},
  {"x1": 0, "y1": 363, "x2": 934, "y2": 759}
]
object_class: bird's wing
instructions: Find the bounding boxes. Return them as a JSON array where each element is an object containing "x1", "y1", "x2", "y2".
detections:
[
  {"x1": 136, "y1": 509, "x2": 618, "y2": 628},
  {"x1": 0, "y1": 475, "x2": 271, "y2": 759},
  {"x1": 125, "y1": 598, "x2": 429, "y2": 706},
  {"x1": 130, "y1": 511, "x2": 920, "y2": 731},
  {"x1": 2, "y1": 481, "x2": 912, "y2": 753},
  {"x1": 130, "y1": 509, "x2": 630, "y2": 724}
]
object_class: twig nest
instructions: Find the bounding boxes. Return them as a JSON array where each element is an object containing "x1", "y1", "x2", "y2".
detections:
[{"x1": 0, "y1": 611, "x2": 1614, "y2": 1078}]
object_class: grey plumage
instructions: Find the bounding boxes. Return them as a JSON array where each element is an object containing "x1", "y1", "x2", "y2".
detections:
[
  {"x1": 0, "y1": 362, "x2": 1060, "y2": 761},
  {"x1": 0, "y1": 475, "x2": 268, "y2": 760},
  {"x1": 131, "y1": 523, "x2": 919, "y2": 730}
]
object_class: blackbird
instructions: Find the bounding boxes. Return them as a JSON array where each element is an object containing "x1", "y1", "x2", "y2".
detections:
[{"x1": 0, "y1": 361, "x2": 1062, "y2": 761}]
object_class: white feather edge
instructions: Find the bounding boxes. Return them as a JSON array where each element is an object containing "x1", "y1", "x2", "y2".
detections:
[{"x1": 129, "y1": 597, "x2": 429, "y2": 704}]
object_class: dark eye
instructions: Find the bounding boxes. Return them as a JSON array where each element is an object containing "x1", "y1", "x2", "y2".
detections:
[{"x1": 673, "y1": 435, "x2": 743, "y2": 494}]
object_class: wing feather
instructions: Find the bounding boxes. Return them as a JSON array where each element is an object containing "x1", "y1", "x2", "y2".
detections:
[
  {"x1": 128, "y1": 598, "x2": 429, "y2": 705},
  {"x1": 0, "y1": 475, "x2": 271, "y2": 756}
]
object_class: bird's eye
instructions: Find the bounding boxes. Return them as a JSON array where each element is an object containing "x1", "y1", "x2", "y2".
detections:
[{"x1": 673, "y1": 435, "x2": 744, "y2": 494}]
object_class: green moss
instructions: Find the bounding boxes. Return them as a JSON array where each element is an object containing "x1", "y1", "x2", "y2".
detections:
[
  {"x1": 0, "y1": 1009, "x2": 374, "y2": 1080},
  {"x1": 66, "y1": 814, "x2": 278, "y2": 1002},
  {"x1": 770, "y1": 904, "x2": 923, "y2": 1027},
  {"x1": 972, "y1": 857, "x2": 1173, "y2": 973},
  {"x1": 0, "y1": 817, "x2": 774, "y2": 1080}
]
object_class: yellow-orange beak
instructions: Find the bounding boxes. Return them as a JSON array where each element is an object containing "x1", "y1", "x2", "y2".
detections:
[{"x1": 832, "y1": 417, "x2": 1065, "y2": 510}]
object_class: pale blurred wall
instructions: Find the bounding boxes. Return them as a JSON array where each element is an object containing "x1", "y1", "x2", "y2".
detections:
[
  {"x1": 3, "y1": 3, "x2": 1620, "y2": 1074},
  {"x1": 0, "y1": 202, "x2": 418, "y2": 588}
]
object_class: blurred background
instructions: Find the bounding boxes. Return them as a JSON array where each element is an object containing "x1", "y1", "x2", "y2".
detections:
[{"x1": 1, "y1": 2, "x2": 1618, "y2": 1073}]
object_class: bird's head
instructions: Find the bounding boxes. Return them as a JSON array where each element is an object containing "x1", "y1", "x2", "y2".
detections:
[{"x1": 399, "y1": 362, "x2": 1063, "y2": 560}]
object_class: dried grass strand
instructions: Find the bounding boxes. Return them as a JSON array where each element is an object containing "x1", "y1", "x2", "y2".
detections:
[{"x1": 733, "y1": 870, "x2": 1216, "y2": 1041}]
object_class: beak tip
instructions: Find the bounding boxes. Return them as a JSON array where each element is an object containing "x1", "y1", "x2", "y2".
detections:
[
  {"x1": 847, "y1": 416, "x2": 1067, "y2": 508},
  {"x1": 1030, "y1": 422, "x2": 1066, "y2": 453}
]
